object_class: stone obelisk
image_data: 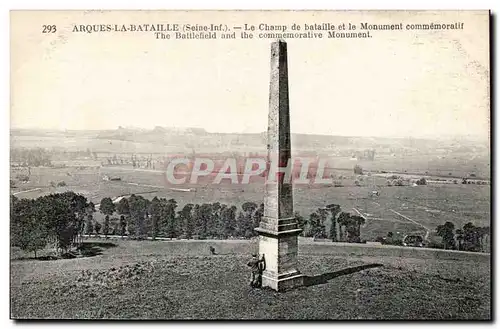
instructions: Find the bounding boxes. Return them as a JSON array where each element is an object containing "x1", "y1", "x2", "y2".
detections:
[{"x1": 255, "y1": 40, "x2": 304, "y2": 292}]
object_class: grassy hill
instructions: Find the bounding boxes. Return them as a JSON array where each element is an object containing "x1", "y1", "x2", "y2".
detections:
[{"x1": 10, "y1": 239, "x2": 491, "y2": 320}]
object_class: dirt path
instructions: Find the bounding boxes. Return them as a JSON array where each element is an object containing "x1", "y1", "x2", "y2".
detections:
[
  {"x1": 390, "y1": 209, "x2": 430, "y2": 240},
  {"x1": 13, "y1": 188, "x2": 41, "y2": 195}
]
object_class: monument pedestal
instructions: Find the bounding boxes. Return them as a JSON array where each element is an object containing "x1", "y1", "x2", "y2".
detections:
[
  {"x1": 255, "y1": 217, "x2": 304, "y2": 292},
  {"x1": 255, "y1": 40, "x2": 303, "y2": 292}
]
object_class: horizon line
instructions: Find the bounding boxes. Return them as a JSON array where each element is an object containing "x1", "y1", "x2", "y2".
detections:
[{"x1": 10, "y1": 126, "x2": 489, "y2": 141}]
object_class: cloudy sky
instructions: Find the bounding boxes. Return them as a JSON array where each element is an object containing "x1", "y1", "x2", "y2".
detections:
[{"x1": 11, "y1": 10, "x2": 490, "y2": 140}]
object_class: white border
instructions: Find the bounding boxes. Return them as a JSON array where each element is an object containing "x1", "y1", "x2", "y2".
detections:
[{"x1": 2, "y1": 1, "x2": 498, "y2": 328}]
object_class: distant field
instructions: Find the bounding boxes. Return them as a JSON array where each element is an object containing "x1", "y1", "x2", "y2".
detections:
[
  {"x1": 11, "y1": 131, "x2": 490, "y2": 179},
  {"x1": 10, "y1": 164, "x2": 490, "y2": 241},
  {"x1": 10, "y1": 239, "x2": 491, "y2": 319}
]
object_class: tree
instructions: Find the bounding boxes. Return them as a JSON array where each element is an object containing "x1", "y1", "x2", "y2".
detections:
[
  {"x1": 117, "y1": 215, "x2": 126, "y2": 237},
  {"x1": 94, "y1": 221, "x2": 102, "y2": 236},
  {"x1": 463, "y1": 222, "x2": 477, "y2": 251},
  {"x1": 178, "y1": 204, "x2": 194, "y2": 239},
  {"x1": 393, "y1": 179, "x2": 404, "y2": 186},
  {"x1": 455, "y1": 229, "x2": 464, "y2": 251},
  {"x1": 164, "y1": 199, "x2": 178, "y2": 239},
  {"x1": 110, "y1": 218, "x2": 119, "y2": 235},
  {"x1": 252, "y1": 203, "x2": 264, "y2": 235},
  {"x1": 295, "y1": 212, "x2": 306, "y2": 236},
  {"x1": 317, "y1": 208, "x2": 328, "y2": 238},
  {"x1": 150, "y1": 197, "x2": 161, "y2": 240},
  {"x1": 60, "y1": 191, "x2": 88, "y2": 247},
  {"x1": 197, "y1": 203, "x2": 213, "y2": 239},
  {"x1": 12, "y1": 192, "x2": 91, "y2": 257},
  {"x1": 36, "y1": 194, "x2": 80, "y2": 255},
  {"x1": 212, "y1": 203, "x2": 225, "y2": 238},
  {"x1": 11, "y1": 197, "x2": 48, "y2": 258},
  {"x1": 103, "y1": 215, "x2": 110, "y2": 238},
  {"x1": 116, "y1": 198, "x2": 130, "y2": 218},
  {"x1": 100, "y1": 197, "x2": 115, "y2": 217},
  {"x1": 478, "y1": 226, "x2": 490, "y2": 252},
  {"x1": 88, "y1": 202, "x2": 96, "y2": 214},
  {"x1": 462, "y1": 222, "x2": 484, "y2": 252},
  {"x1": 326, "y1": 204, "x2": 341, "y2": 241},
  {"x1": 308, "y1": 209, "x2": 327, "y2": 239},
  {"x1": 353, "y1": 164, "x2": 363, "y2": 175},
  {"x1": 337, "y1": 212, "x2": 351, "y2": 242},
  {"x1": 128, "y1": 195, "x2": 148, "y2": 239},
  {"x1": 192, "y1": 204, "x2": 203, "y2": 238},
  {"x1": 416, "y1": 178, "x2": 427, "y2": 185},
  {"x1": 349, "y1": 215, "x2": 365, "y2": 243},
  {"x1": 85, "y1": 214, "x2": 94, "y2": 236},
  {"x1": 436, "y1": 221, "x2": 455, "y2": 249},
  {"x1": 238, "y1": 202, "x2": 257, "y2": 238},
  {"x1": 222, "y1": 206, "x2": 237, "y2": 238},
  {"x1": 344, "y1": 216, "x2": 358, "y2": 242}
]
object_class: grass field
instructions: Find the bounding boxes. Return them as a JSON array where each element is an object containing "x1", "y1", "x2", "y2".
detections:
[
  {"x1": 10, "y1": 164, "x2": 490, "y2": 242},
  {"x1": 10, "y1": 238, "x2": 491, "y2": 320}
]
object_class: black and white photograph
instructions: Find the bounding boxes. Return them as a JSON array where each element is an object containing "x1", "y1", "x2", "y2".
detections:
[{"x1": 9, "y1": 10, "x2": 491, "y2": 320}]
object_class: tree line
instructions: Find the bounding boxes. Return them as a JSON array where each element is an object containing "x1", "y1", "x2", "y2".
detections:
[
  {"x1": 11, "y1": 148, "x2": 52, "y2": 167},
  {"x1": 10, "y1": 191, "x2": 490, "y2": 258},
  {"x1": 436, "y1": 221, "x2": 490, "y2": 252},
  {"x1": 300, "y1": 204, "x2": 366, "y2": 243},
  {"x1": 11, "y1": 192, "x2": 370, "y2": 258}
]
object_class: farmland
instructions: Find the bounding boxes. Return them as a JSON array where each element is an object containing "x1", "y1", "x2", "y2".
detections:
[
  {"x1": 10, "y1": 163, "x2": 490, "y2": 242},
  {"x1": 9, "y1": 130, "x2": 491, "y2": 320},
  {"x1": 10, "y1": 238, "x2": 491, "y2": 319}
]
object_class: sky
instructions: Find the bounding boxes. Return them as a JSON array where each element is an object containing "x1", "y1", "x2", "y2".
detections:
[{"x1": 10, "y1": 10, "x2": 490, "y2": 140}]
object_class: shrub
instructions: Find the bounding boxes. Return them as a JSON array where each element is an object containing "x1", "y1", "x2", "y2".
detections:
[
  {"x1": 353, "y1": 165, "x2": 363, "y2": 175},
  {"x1": 16, "y1": 174, "x2": 29, "y2": 182},
  {"x1": 393, "y1": 179, "x2": 404, "y2": 186},
  {"x1": 416, "y1": 178, "x2": 427, "y2": 185},
  {"x1": 427, "y1": 241, "x2": 445, "y2": 249}
]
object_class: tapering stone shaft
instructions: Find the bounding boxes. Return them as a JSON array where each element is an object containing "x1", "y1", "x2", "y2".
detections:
[
  {"x1": 264, "y1": 40, "x2": 294, "y2": 221},
  {"x1": 255, "y1": 40, "x2": 303, "y2": 292}
]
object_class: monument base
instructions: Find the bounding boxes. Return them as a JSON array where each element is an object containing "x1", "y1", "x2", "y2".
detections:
[
  {"x1": 255, "y1": 226, "x2": 304, "y2": 292},
  {"x1": 261, "y1": 270, "x2": 304, "y2": 292}
]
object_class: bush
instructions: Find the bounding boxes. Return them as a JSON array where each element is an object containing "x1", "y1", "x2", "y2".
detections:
[
  {"x1": 393, "y1": 179, "x2": 404, "y2": 186},
  {"x1": 389, "y1": 239, "x2": 404, "y2": 246},
  {"x1": 426, "y1": 241, "x2": 444, "y2": 249},
  {"x1": 416, "y1": 178, "x2": 427, "y2": 185},
  {"x1": 16, "y1": 174, "x2": 29, "y2": 182}
]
